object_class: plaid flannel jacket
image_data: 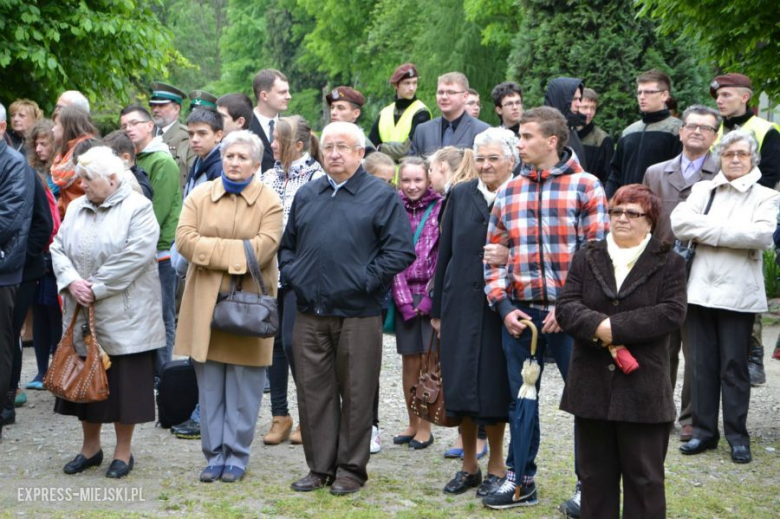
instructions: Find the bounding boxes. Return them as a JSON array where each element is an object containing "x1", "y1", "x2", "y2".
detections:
[{"x1": 484, "y1": 149, "x2": 609, "y2": 319}]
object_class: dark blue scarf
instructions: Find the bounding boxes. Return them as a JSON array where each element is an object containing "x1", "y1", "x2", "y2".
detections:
[{"x1": 221, "y1": 171, "x2": 253, "y2": 194}]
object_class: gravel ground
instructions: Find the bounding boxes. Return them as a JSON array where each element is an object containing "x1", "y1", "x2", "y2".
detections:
[{"x1": 1, "y1": 324, "x2": 778, "y2": 517}]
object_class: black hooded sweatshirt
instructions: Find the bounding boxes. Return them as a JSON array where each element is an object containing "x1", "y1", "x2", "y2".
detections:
[{"x1": 544, "y1": 77, "x2": 589, "y2": 172}]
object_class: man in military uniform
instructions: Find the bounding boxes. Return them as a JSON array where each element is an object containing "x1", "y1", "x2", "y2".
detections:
[
  {"x1": 149, "y1": 82, "x2": 195, "y2": 189},
  {"x1": 189, "y1": 90, "x2": 218, "y2": 113},
  {"x1": 326, "y1": 86, "x2": 375, "y2": 155},
  {"x1": 368, "y1": 63, "x2": 432, "y2": 162},
  {"x1": 710, "y1": 73, "x2": 780, "y2": 385}
]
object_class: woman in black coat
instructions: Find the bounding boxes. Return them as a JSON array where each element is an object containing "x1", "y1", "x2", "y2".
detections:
[
  {"x1": 431, "y1": 128, "x2": 515, "y2": 497},
  {"x1": 556, "y1": 184, "x2": 687, "y2": 519}
]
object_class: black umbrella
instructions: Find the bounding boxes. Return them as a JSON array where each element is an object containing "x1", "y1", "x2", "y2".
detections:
[{"x1": 511, "y1": 319, "x2": 540, "y2": 501}]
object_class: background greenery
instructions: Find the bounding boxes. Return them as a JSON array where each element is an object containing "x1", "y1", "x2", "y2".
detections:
[{"x1": 1, "y1": 0, "x2": 777, "y2": 135}]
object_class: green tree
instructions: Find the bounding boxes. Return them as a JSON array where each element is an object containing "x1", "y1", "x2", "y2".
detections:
[
  {"x1": 510, "y1": 0, "x2": 712, "y2": 137},
  {"x1": 637, "y1": 0, "x2": 779, "y2": 100},
  {"x1": 0, "y1": 0, "x2": 177, "y2": 112}
]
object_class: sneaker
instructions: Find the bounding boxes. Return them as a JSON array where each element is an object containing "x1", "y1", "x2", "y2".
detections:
[
  {"x1": 559, "y1": 482, "x2": 581, "y2": 518},
  {"x1": 172, "y1": 419, "x2": 201, "y2": 439},
  {"x1": 370, "y1": 426, "x2": 381, "y2": 454},
  {"x1": 482, "y1": 474, "x2": 538, "y2": 510}
]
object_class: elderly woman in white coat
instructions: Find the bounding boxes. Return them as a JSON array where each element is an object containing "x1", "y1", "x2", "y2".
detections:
[
  {"x1": 51, "y1": 146, "x2": 165, "y2": 479},
  {"x1": 671, "y1": 129, "x2": 780, "y2": 465}
]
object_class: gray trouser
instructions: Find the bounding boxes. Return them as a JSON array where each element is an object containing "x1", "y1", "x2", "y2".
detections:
[{"x1": 193, "y1": 360, "x2": 266, "y2": 470}]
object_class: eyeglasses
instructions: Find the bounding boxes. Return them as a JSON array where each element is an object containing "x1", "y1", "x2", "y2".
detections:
[
  {"x1": 436, "y1": 90, "x2": 465, "y2": 97},
  {"x1": 475, "y1": 155, "x2": 505, "y2": 165},
  {"x1": 722, "y1": 150, "x2": 751, "y2": 160},
  {"x1": 322, "y1": 143, "x2": 359, "y2": 154},
  {"x1": 120, "y1": 119, "x2": 151, "y2": 131},
  {"x1": 608, "y1": 209, "x2": 647, "y2": 219},
  {"x1": 636, "y1": 89, "x2": 664, "y2": 96},
  {"x1": 682, "y1": 123, "x2": 717, "y2": 134},
  {"x1": 466, "y1": 101, "x2": 482, "y2": 108},
  {"x1": 501, "y1": 101, "x2": 523, "y2": 108}
]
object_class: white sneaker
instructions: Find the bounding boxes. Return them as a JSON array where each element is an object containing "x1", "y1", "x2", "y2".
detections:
[{"x1": 370, "y1": 426, "x2": 381, "y2": 454}]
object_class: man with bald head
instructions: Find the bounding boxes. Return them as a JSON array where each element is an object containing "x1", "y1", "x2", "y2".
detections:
[
  {"x1": 55, "y1": 90, "x2": 90, "y2": 113},
  {"x1": 280, "y1": 122, "x2": 415, "y2": 495}
]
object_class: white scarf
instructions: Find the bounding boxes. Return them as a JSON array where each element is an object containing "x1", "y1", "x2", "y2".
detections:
[
  {"x1": 606, "y1": 232, "x2": 652, "y2": 291},
  {"x1": 477, "y1": 176, "x2": 512, "y2": 206}
]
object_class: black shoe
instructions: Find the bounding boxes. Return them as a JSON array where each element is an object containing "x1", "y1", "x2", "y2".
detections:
[
  {"x1": 476, "y1": 473, "x2": 502, "y2": 497},
  {"x1": 483, "y1": 478, "x2": 538, "y2": 509},
  {"x1": 291, "y1": 472, "x2": 332, "y2": 492},
  {"x1": 559, "y1": 481, "x2": 582, "y2": 518},
  {"x1": 444, "y1": 469, "x2": 482, "y2": 494},
  {"x1": 680, "y1": 438, "x2": 718, "y2": 455},
  {"x1": 173, "y1": 419, "x2": 201, "y2": 439},
  {"x1": 731, "y1": 445, "x2": 752, "y2": 464},
  {"x1": 106, "y1": 455, "x2": 134, "y2": 478},
  {"x1": 64, "y1": 450, "x2": 104, "y2": 474},
  {"x1": 392, "y1": 434, "x2": 414, "y2": 445},
  {"x1": 0, "y1": 407, "x2": 15, "y2": 426},
  {"x1": 409, "y1": 434, "x2": 435, "y2": 450}
]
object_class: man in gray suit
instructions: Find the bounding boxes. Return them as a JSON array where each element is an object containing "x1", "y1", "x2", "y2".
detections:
[
  {"x1": 642, "y1": 104, "x2": 720, "y2": 443},
  {"x1": 410, "y1": 72, "x2": 490, "y2": 158}
]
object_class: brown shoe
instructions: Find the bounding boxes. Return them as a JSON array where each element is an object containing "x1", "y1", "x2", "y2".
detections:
[
  {"x1": 331, "y1": 475, "x2": 362, "y2": 495},
  {"x1": 291, "y1": 471, "x2": 331, "y2": 492},
  {"x1": 263, "y1": 415, "x2": 293, "y2": 445},
  {"x1": 680, "y1": 424, "x2": 694, "y2": 442},
  {"x1": 289, "y1": 425, "x2": 303, "y2": 445}
]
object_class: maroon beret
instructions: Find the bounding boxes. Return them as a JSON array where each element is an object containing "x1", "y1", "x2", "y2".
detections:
[
  {"x1": 326, "y1": 86, "x2": 365, "y2": 107},
  {"x1": 710, "y1": 73, "x2": 753, "y2": 98},
  {"x1": 390, "y1": 63, "x2": 418, "y2": 85}
]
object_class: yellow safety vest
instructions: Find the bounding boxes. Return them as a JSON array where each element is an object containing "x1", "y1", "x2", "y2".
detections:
[
  {"x1": 714, "y1": 114, "x2": 780, "y2": 151},
  {"x1": 378, "y1": 99, "x2": 431, "y2": 142}
]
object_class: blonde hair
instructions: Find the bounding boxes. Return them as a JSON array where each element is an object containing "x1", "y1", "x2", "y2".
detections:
[{"x1": 430, "y1": 147, "x2": 477, "y2": 187}]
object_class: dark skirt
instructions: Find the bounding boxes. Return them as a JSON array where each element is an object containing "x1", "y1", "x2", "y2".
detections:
[
  {"x1": 395, "y1": 294, "x2": 434, "y2": 355},
  {"x1": 54, "y1": 349, "x2": 156, "y2": 424}
]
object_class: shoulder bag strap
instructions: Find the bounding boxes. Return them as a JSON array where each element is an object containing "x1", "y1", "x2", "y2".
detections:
[
  {"x1": 413, "y1": 200, "x2": 437, "y2": 245},
  {"x1": 687, "y1": 188, "x2": 717, "y2": 249},
  {"x1": 243, "y1": 239, "x2": 270, "y2": 296}
]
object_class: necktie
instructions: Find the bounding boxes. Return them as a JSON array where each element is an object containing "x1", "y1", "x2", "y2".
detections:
[
  {"x1": 268, "y1": 120, "x2": 275, "y2": 143},
  {"x1": 684, "y1": 162, "x2": 696, "y2": 180},
  {"x1": 442, "y1": 122, "x2": 453, "y2": 147}
]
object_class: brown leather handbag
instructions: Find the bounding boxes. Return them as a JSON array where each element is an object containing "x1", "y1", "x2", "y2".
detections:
[
  {"x1": 409, "y1": 330, "x2": 461, "y2": 427},
  {"x1": 44, "y1": 304, "x2": 110, "y2": 403}
]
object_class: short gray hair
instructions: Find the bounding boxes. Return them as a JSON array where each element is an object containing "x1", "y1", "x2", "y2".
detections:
[
  {"x1": 682, "y1": 104, "x2": 722, "y2": 127},
  {"x1": 76, "y1": 146, "x2": 125, "y2": 181},
  {"x1": 0, "y1": 102, "x2": 5, "y2": 122},
  {"x1": 320, "y1": 121, "x2": 366, "y2": 148},
  {"x1": 220, "y1": 130, "x2": 264, "y2": 164},
  {"x1": 474, "y1": 127, "x2": 519, "y2": 164},
  {"x1": 59, "y1": 90, "x2": 90, "y2": 112},
  {"x1": 714, "y1": 129, "x2": 760, "y2": 167}
]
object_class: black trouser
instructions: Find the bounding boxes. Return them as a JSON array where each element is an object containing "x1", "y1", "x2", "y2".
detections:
[
  {"x1": 577, "y1": 417, "x2": 670, "y2": 519},
  {"x1": 0, "y1": 285, "x2": 19, "y2": 405},
  {"x1": 269, "y1": 288, "x2": 299, "y2": 416},
  {"x1": 31, "y1": 297, "x2": 61, "y2": 380},
  {"x1": 5, "y1": 280, "x2": 38, "y2": 408},
  {"x1": 686, "y1": 304, "x2": 753, "y2": 447}
]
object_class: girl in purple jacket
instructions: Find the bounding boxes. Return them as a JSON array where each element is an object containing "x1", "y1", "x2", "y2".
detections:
[{"x1": 391, "y1": 157, "x2": 442, "y2": 450}]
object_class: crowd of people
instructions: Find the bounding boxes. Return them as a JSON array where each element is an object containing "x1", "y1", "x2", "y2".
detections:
[{"x1": 1, "y1": 62, "x2": 779, "y2": 518}]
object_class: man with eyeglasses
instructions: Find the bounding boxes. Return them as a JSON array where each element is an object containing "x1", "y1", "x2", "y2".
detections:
[
  {"x1": 577, "y1": 88, "x2": 613, "y2": 184},
  {"x1": 643, "y1": 104, "x2": 720, "y2": 442},
  {"x1": 606, "y1": 69, "x2": 683, "y2": 198},
  {"x1": 280, "y1": 122, "x2": 415, "y2": 495},
  {"x1": 710, "y1": 73, "x2": 780, "y2": 384},
  {"x1": 491, "y1": 82, "x2": 523, "y2": 136},
  {"x1": 483, "y1": 106, "x2": 608, "y2": 511},
  {"x1": 466, "y1": 88, "x2": 482, "y2": 119},
  {"x1": 119, "y1": 105, "x2": 182, "y2": 386},
  {"x1": 410, "y1": 72, "x2": 490, "y2": 158},
  {"x1": 369, "y1": 63, "x2": 432, "y2": 162}
]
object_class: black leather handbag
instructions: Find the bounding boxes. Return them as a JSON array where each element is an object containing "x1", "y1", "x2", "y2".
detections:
[
  {"x1": 673, "y1": 189, "x2": 716, "y2": 278},
  {"x1": 211, "y1": 240, "x2": 279, "y2": 338}
]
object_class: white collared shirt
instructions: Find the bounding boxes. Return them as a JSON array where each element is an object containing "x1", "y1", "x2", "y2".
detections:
[{"x1": 253, "y1": 108, "x2": 278, "y2": 140}]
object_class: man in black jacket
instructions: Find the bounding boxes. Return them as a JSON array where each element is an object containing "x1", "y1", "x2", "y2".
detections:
[
  {"x1": 544, "y1": 77, "x2": 588, "y2": 172},
  {"x1": 249, "y1": 69, "x2": 291, "y2": 173},
  {"x1": 0, "y1": 103, "x2": 36, "y2": 440},
  {"x1": 281, "y1": 122, "x2": 415, "y2": 495}
]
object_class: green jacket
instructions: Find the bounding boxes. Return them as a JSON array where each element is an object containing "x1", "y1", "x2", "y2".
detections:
[{"x1": 137, "y1": 137, "x2": 182, "y2": 252}]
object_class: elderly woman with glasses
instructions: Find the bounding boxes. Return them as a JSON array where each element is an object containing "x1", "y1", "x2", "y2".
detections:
[
  {"x1": 557, "y1": 184, "x2": 688, "y2": 518},
  {"x1": 671, "y1": 129, "x2": 780, "y2": 465},
  {"x1": 174, "y1": 130, "x2": 283, "y2": 483}
]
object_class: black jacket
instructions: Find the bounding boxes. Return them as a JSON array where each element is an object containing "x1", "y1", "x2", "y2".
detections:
[
  {"x1": 0, "y1": 140, "x2": 35, "y2": 286},
  {"x1": 578, "y1": 122, "x2": 614, "y2": 184},
  {"x1": 544, "y1": 77, "x2": 589, "y2": 171},
  {"x1": 279, "y1": 167, "x2": 415, "y2": 317},
  {"x1": 130, "y1": 164, "x2": 154, "y2": 201},
  {"x1": 22, "y1": 172, "x2": 54, "y2": 282},
  {"x1": 249, "y1": 115, "x2": 277, "y2": 174}
]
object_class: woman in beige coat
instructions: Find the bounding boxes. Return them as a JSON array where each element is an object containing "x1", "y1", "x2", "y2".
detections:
[
  {"x1": 174, "y1": 130, "x2": 283, "y2": 483},
  {"x1": 671, "y1": 129, "x2": 780, "y2": 465},
  {"x1": 51, "y1": 146, "x2": 165, "y2": 479}
]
